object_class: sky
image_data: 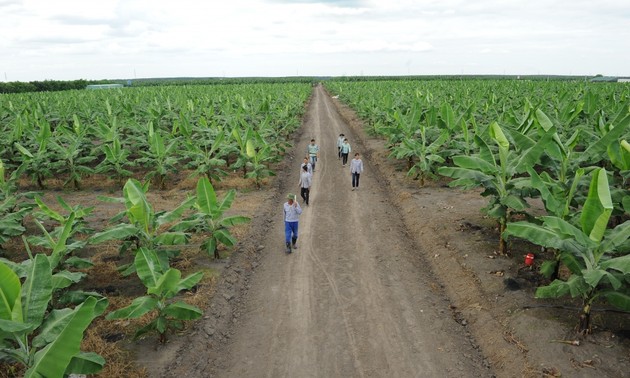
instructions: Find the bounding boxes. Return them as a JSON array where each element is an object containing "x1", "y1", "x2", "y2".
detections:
[{"x1": 1, "y1": 0, "x2": 629, "y2": 82}]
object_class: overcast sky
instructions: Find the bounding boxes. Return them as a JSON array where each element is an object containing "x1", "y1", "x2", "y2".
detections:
[{"x1": 1, "y1": 0, "x2": 629, "y2": 82}]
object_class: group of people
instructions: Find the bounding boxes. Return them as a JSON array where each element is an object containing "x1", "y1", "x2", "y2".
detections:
[{"x1": 283, "y1": 135, "x2": 364, "y2": 253}]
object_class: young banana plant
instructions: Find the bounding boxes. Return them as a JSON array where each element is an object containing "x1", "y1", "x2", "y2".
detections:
[
  {"x1": 438, "y1": 121, "x2": 557, "y2": 255},
  {"x1": 0, "y1": 255, "x2": 109, "y2": 377},
  {"x1": 137, "y1": 121, "x2": 179, "y2": 190},
  {"x1": 504, "y1": 168, "x2": 630, "y2": 335},
  {"x1": 172, "y1": 177, "x2": 250, "y2": 259},
  {"x1": 14, "y1": 117, "x2": 54, "y2": 189},
  {"x1": 89, "y1": 179, "x2": 194, "y2": 275},
  {"x1": 105, "y1": 247, "x2": 203, "y2": 343},
  {"x1": 49, "y1": 115, "x2": 96, "y2": 190},
  {"x1": 95, "y1": 138, "x2": 134, "y2": 187},
  {"x1": 231, "y1": 126, "x2": 276, "y2": 188},
  {"x1": 183, "y1": 128, "x2": 228, "y2": 185}
]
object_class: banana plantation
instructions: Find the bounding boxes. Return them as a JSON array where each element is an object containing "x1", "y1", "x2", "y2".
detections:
[{"x1": 1, "y1": 78, "x2": 629, "y2": 376}]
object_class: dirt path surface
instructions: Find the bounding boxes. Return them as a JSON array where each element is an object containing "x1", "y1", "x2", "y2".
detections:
[{"x1": 161, "y1": 85, "x2": 491, "y2": 377}]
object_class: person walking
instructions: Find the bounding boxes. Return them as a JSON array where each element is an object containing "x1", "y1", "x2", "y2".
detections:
[
  {"x1": 340, "y1": 138, "x2": 351, "y2": 166},
  {"x1": 336, "y1": 133, "x2": 345, "y2": 159},
  {"x1": 307, "y1": 139, "x2": 320, "y2": 172},
  {"x1": 301, "y1": 156, "x2": 313, "y2": 175},
  {"x1": 283, "y1": 193, "x2": 302, "y2": 253},
  {"x1": 350, "y1": 152, "x2": 364, "y2": 190},
  {"x1": 298, "y1": 164, "x2": 313, "y2": 205}
]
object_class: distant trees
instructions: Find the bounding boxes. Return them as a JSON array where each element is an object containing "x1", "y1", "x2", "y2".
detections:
[{"x1": 0, "y1": 79, "x2": 108, "y2": 94}]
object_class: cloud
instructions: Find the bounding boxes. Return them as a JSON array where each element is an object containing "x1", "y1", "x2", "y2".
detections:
[{"x1": 1, "y1": 0, "x2": 629, "y2": 81}]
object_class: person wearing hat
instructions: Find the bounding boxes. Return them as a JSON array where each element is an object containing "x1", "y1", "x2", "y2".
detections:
[{"x1": 283, "y1": 193, "x2": 302, "y2": 253}]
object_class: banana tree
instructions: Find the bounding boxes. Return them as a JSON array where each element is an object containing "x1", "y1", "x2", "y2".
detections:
[
  {"x1": 106, "y1": 247, "x2": 203, "y2": 343},
  {"x1": 388, "y1": 117, "x2": 449, "y2": 186},
  {"x1": 26, "y1": 196, "x2": 95, "y2": 273},
  {"x1": 49, "y1": 115, "x2": 96, "y2": 190},
  {"x1": 172, "y1": 177, "x2": 250, "y2": 259},
  {"x1": 0, "y1": 255, "x2": 109, "y2": 376},
  {"x1": 137, "y1": 121, "x2": 180, "y2": 190},
  {"x1": 0, "y1": 160, "x2": 35, "y2": 248},
  {"x1": 504, "y1": 168, "x2": 630, "y2": 335},
  {"x1": 183, "y1": 128, "x2": 228, "y2": 185},
  {"x1": 89, "y1": 179, "x2": 194, "y2": 275},
  {"x1": 231, "y1": 126, "x2": 276, "y2": 188},
  {"x1": 94, "y1": 138, "x2": 134, "y2": 186},
  {"x1": 14, "y1": 119, "x2": 54, "y2": 189},
  {"x1": 438, "y1": 121, "x2": 556, "y2": 255}
]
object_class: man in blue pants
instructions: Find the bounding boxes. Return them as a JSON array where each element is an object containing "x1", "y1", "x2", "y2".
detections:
[{"x1": 283, "y1": 193, "x2": 302, "y2": 253}]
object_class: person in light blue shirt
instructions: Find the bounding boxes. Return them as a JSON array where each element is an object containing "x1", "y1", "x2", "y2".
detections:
[
  {"x1": 336, "y1": 133, "x2": 345, "y2": 159},
  {"x1": 283, "y1": 193, "x2": 302, "y2": 253},
  {"x1": 307, "y1": 139, "x2": 320, "y2": 172},
  {"x1": 340, "y1": 138, "x2": 351, "y2": 166}
]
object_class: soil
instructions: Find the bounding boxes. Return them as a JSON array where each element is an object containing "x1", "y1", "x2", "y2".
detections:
[{"x1": 3, "y1": 84, "x2": 629, "y2": 377}]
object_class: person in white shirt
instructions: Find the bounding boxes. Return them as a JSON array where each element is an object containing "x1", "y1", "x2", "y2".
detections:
[
  {"x1": 301, "y1": 156, "x2": 313, "y2": 175},
  {"x1": 350, "y1": 152, "x2": 364, "y2": 190},
  {"x1": 298, "y1": 164, "x2": 313, "y2": 205},
  {"x1": 283, "y1": 193, "x2": 302, "y2": 253}
]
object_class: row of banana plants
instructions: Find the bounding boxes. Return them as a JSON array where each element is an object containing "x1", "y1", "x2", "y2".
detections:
[
  {"x1": 325, "y1": 79, "x2": 630, "y2": 334},
  {"x1": 0, "y1": 82, "x2": 303, "y2": 375},
  {"x1": 0, "y1": 174, "x2": 248, "y2": 375},
  {"x1": 0, "y1": 83, "x2": 312, "y2": 190}
]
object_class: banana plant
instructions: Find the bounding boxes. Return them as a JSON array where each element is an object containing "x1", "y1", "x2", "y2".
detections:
[
  {"x1": 438, "y1": 121, "x2": 556, "y2": 255},
  {"x1": 106, "y1": 247, "x2": 203, "y2": 343},
  {"x1": 504, "y1": 168, "x2": 630, "y2": 335},
  {"x1": 49, "y1": 115, "x2": 96, "y2": 190},
  {"x1": 137, "y1": 121, "x2": 180, "y2": 190},
  {"x1": 14, "y1": 118, "x2": 54, "y2": 189},
  {"x1": 0, "y1": 255, "x2": 109, "y2": 377},
  {"x1": 183, "y1": 127, "x2": 228, "y2": 185},
  {"x1": 389, "y1": 112, "x2": 449, "y2": 186},
  {"x1": 172, "y1": 177, "x2": 250, "y2": 259},
  {"x1": 0, "y1": 160, "x2": 35, "y2": 248},
  {"x1": 26, "y1": 196, "x2": 95, "y2": 273},
  {"x1": 94, "y1": 138, "x2": 134, "y2": 186},
  {"x1": 231, "y1": 126, "x2": 276, "y2": 188},
  {"x1": 89, "y1": 179, "x2": 194, "y2": 275}
]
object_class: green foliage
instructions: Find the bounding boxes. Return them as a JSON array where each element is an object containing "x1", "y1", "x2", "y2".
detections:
[
  {"x1": 504, "y1": 169, "x2": 630, "y2": 334},
  {"x1": 25, "y1": 196, "x2": 95, "y2": 275},
  {"x1": 438, "y1": 121, "x2": 556, "y2": 254},
  {"x1": 89, "y1": 179, "x2": 194, "y2": 274},
  {"x1": 105, "y1": 247, "x2": 203, "y2": 343},
  {"x1": 172, "y1": 177, "x2": 250, "y2": 259},
  {"x1": 0, "y1": 255, "x2": 108, "y2": 376},
  {"x1": 0, "y1": 160, "x2": 36, "y2": 246}
]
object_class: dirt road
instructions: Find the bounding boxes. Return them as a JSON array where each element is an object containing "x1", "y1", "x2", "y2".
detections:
[{"x1": 162, "y1": 85, "x2": 491, "y2": 377}]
